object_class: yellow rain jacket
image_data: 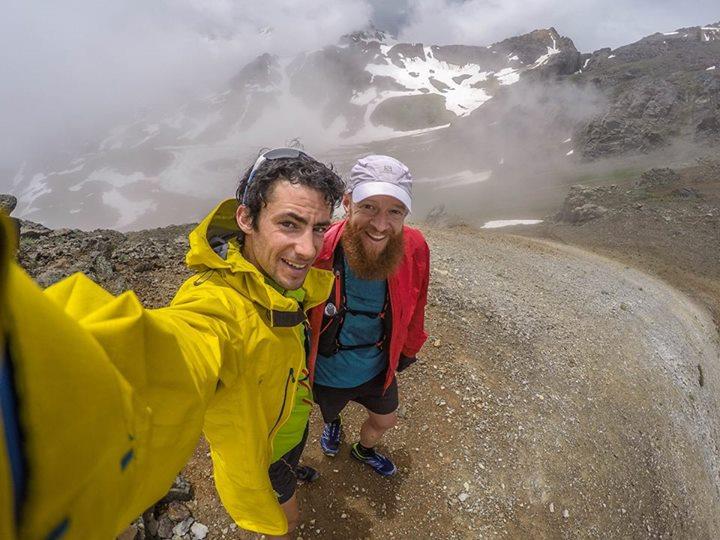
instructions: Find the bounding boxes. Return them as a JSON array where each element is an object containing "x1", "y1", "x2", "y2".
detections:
[{"x1": 0, "y1": 200, "x2": 333, "y2": 538}]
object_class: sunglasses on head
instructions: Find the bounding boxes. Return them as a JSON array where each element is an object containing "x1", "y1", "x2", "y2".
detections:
[{"x1": 241, "y1": 147, "x2": 313, "y2": 205}]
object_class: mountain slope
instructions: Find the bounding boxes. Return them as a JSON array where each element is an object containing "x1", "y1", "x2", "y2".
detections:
[{"x1": 9, "y1": 22, "x2": 720, "y2": 230}]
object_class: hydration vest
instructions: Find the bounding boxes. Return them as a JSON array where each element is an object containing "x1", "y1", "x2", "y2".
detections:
[{"x1": 316, "y1": 245, "x2": 392, "y2": 358}]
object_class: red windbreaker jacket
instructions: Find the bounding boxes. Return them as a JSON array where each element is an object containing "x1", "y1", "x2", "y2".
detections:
[{"x1": 307, "y1": 220, "x2": 430, "y2": 390}]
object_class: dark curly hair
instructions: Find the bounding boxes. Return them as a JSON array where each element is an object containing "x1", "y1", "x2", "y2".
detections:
[{"x1": 235, "y1": 153, "x2": 344, "y2": 229}]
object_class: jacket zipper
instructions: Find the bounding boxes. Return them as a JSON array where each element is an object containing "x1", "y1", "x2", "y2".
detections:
[{"x1": 269, "y1": 367, "x2": 295, "y2": 438}]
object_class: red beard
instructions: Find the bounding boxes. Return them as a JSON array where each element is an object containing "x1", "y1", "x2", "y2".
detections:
[{"x1": 342, "y1": 220, "x2": 404, "y2": 280}]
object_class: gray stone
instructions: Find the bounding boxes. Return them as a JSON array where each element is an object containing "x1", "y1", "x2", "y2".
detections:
[
  {"x1": 166, "y1": 501, "x2": 191, "y2": 522},
  {"x1": 564, "y1": 203, "x2": 608, "y2": 224},
  {"x1": 672, "y1": 187, "x2": 702, "y2": 199},
  {"x1": 0, "y1": 194, "x2": 17, "y2": 215},
  {"x1": 157, "y1": 515, "x2": 175, "y2": 538},
  {"x1": 160, "y1": 474, "x2": 194, "y2": 503},
  {"x1": 190, "y1": 522, "x2": 209, "y2": 540},
  {"x1": 172, "y1": 517, "x2": 194, "y2": 537}
]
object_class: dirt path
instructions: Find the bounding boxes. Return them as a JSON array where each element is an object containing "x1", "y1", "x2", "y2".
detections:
[{"x1": 183, "y1": 227, "x2": 720, "y2": 539}]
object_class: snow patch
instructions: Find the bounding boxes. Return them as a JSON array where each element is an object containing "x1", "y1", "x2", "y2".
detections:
[
  {"x1": 48, "y1": 163, "x2": 85, "y2": 176},
  {"x1": 566, "y1": 149, "x2": 574, "y2": 156},
  {"x1": 495, "y1": 67, "x2": 520, "y2": 85},
  {"x1": 363, "y1": 54, "x2": 496, "y2": 116},
  {"x1": 701, "y1": 28, "x2": 719, "y2": 42},
  {"x1": 16, "y1": 172, "x2": 51, "y2": 216},
  {"x1": 12, "y1": 162, "x2": 26, "y2": 188},
  {"x1": 707, "y1": 66, "x2": 717, "y2": 71},
  {"x1": 482, "y1": 219, "x2": 543, "y2": 229},
  {"x1": 102, "y1": 189, "x2": 157, "y2": 229},
  {"x1": 563, "y1": 138, "x2": 572, "y2": 143},
  {"x1": 607, "y1": 54, "x2": 616, "y2": 59},
  {"x1": 71, "y1": 168, "x2": 146, "y2": 192}
]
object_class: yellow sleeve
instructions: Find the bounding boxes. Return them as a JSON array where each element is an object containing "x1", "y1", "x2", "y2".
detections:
[{"x1": 0, "y1": 215, "x2": 233, "y2": 539}]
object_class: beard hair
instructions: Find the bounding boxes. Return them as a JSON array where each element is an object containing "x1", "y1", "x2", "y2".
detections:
[{"x1": 342, "y1": 220, "x2": 404, "y2": 281}]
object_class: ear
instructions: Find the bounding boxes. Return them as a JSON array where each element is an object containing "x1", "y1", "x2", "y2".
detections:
[
  {"x1": 236, "y1": 205, "x2": 254, "y2": 235},
  {"x1": 342, "y1": 193, "x2": 352, "y2": 214}
]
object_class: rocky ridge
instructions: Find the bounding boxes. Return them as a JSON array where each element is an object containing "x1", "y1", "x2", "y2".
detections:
[{"x1": 11, "y1": 21, "x2": 720, "y2": 231}]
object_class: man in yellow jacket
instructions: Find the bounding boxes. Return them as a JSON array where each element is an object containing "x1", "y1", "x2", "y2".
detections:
[{"x1": 0, "y1": 148, "x2": 344, "y2": 539}]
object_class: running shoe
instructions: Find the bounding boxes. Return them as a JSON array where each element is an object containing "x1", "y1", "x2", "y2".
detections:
[
  {"x1": 320, "y1": 417, "x2": 342, "y2": 456},
  {"x1": 295, "y1": 465, "x2": 320, "y2": 483},
  {"x1": 350, "y1": 443, "x2": 397, "y2": 477}
]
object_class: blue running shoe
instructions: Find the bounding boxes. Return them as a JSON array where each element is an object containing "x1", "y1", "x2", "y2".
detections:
[
  {"x1": 320, "y1": 417, "x2": 342, "y2": 456},
  {"x1": 350, "y1": 443, "x2": 397, "y2": 477}
]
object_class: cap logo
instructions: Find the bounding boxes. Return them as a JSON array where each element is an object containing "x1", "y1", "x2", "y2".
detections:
[{"x1": 384, "y1": 165, "x2": 393, "y2": 172}]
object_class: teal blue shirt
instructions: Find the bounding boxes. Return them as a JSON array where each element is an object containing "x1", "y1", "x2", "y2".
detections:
[{"x1": 314, "y1": 258, "x2": 387, "y2": 388}]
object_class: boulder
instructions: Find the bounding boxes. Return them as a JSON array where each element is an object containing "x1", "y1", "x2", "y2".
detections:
[{"x1": 0, "y1": 194, "x2": 17, "y2": 215}]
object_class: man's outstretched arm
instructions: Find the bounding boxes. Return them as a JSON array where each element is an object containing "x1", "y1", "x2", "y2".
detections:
[{"x1": 0, "y1": 214, "x2": 234, "y2": 539}]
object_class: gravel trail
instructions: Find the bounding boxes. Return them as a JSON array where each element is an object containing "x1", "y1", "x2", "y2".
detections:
[
  {"x1": 413, "y1": 227, "x2": 720, "y2": 538},
  {"x1": 183, "y1": 226, "x2": 720, "y2": 539}
]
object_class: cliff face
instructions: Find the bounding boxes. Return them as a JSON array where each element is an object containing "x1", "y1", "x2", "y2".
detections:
[{"x1": 575, "y1": 23, "x2": 720, "y2": 158}]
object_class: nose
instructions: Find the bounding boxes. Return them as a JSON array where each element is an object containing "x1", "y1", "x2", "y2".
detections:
[
  {"x1": 371, "y1": 212, "x2": 391, "y2": 233},
  {"x1": 294, "y1": 228, "x2": 317, "y2": 262}
]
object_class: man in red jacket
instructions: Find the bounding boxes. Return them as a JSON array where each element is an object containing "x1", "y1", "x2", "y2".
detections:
[{"x1": 307, "y1": 155, "x2": 429, "y2": 476}]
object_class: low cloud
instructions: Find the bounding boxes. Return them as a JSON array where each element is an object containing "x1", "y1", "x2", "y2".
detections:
[
  {"x1": 0, "y1": 0, "x2": 373, "y2": 182},
  {"x1": 397, "y1": 0, "x2": 720, "y2": 52}
]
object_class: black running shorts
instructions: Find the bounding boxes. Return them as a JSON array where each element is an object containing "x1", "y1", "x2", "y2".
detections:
[
  {"x1": 268, "y1": 424, "x2": 309, "y2": 504},
  {"x1": 312, "y1": 370, "x2": 399, "y2": 423}
]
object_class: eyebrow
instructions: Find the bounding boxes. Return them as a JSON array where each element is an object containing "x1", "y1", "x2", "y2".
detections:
[
  {"x1": 279, "y1": 212, "x2": 331, "y2": 227},
  {"x1": 280, "y1": 212, "x2": 308, "y2": 225}
]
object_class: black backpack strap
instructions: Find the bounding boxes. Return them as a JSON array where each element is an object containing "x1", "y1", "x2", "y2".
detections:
[
  {"x1": 317, "y1": 245, "x2": 346, "y2": 357},
  {"x1": 262, "y1": 307, "x2": 307, "y2": 328}
]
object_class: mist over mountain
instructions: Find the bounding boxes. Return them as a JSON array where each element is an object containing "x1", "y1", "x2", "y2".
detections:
[{"x1": 8, "y1": 22, "x2": 720, "y2": 230}]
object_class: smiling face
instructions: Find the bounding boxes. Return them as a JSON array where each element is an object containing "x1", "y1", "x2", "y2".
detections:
[
  {"x1": 341, "y1": 193, "x2": 407, "y2": 280},
  {"x1": 344, "y1": 193, "x2": 407, "y2": 257},
  {"x1": 237, "y1": 179, "x2": 332, "y2": 290}
]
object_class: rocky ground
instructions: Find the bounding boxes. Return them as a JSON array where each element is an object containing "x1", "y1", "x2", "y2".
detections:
[
  {"x1": 522, "y1": 158, "x2": 720, "y2": 322},
  {"x1": 7, "y1": 158, "x2": 720, "y2": 539}
]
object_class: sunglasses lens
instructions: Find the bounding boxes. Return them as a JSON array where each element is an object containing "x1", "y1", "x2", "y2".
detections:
[
  {"x1": 242, "y1": 148, "x2": 312, "y2": 204},
  {"x1": 263, "y1": 148, "x2": 304, "y2": 160}
]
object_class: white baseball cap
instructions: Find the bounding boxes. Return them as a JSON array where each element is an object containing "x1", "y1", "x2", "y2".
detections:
[{"x1": 348, "y1": 155, "x2": 413, "y2": 212}]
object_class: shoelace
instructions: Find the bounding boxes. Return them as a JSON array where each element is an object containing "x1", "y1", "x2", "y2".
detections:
[{"x1": 326, "y1": 422, "x2": 341, "y2": 439}]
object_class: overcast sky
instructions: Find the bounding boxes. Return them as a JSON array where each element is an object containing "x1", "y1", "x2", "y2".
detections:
[{"x1": 1, "y1": 0, "x2": 718, "y2": 177}]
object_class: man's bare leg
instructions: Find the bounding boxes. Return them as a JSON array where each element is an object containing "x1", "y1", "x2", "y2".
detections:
[
  {"x1": 359, "y1": 410, "x2": 397, "y2": 448},
  {"x1": 265, "y1": 493, "x2": 300, "y2": 540}
]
